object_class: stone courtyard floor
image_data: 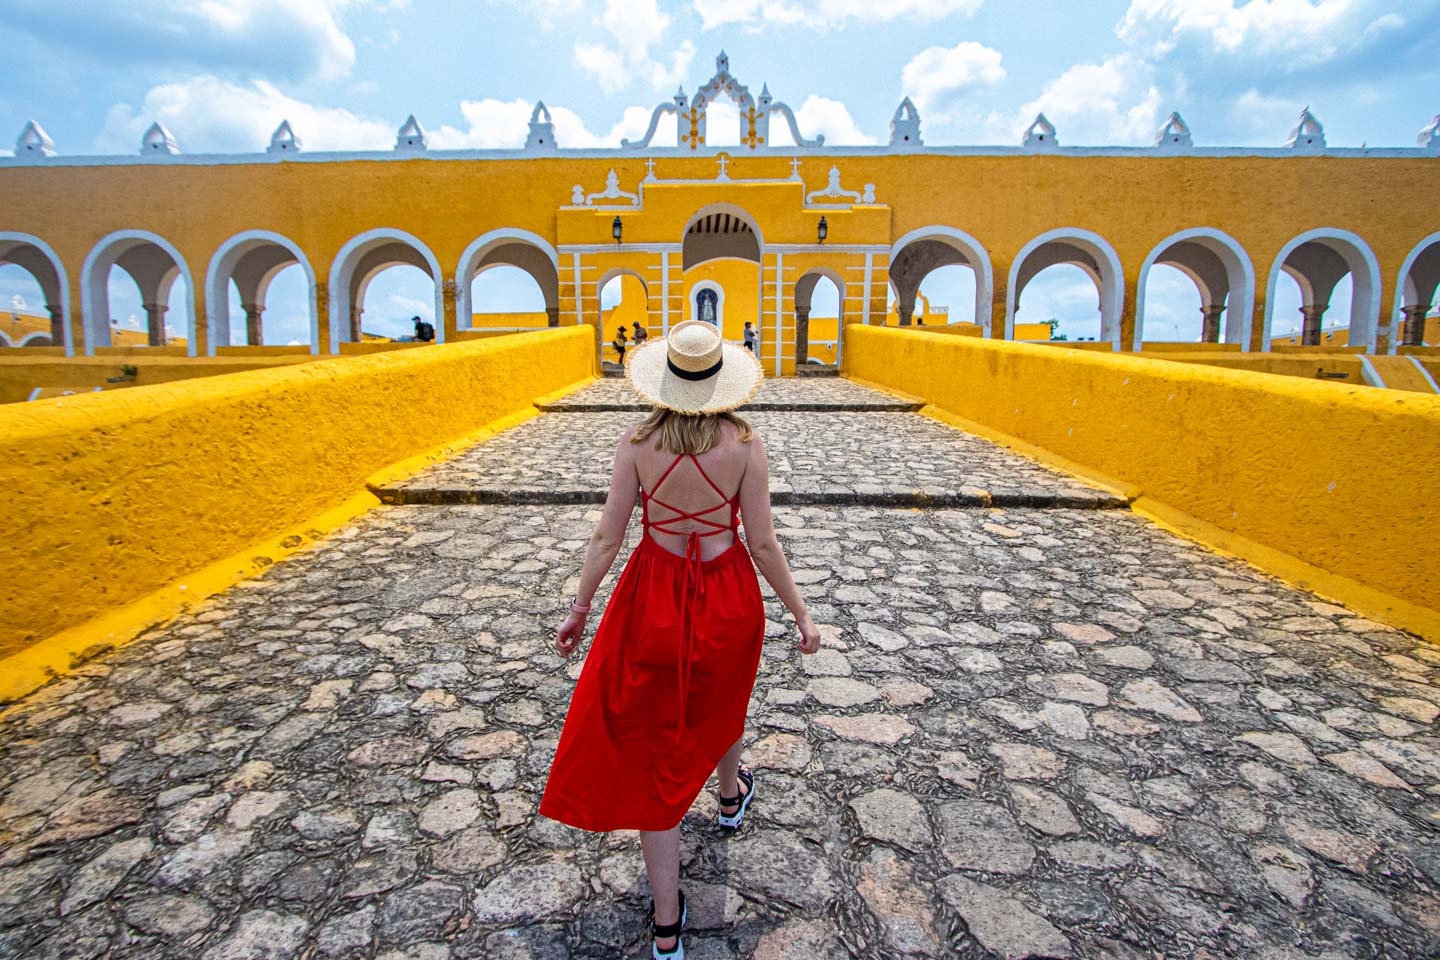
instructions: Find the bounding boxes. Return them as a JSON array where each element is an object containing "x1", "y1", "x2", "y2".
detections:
[{"x1": 3, "y1": 379, "x2": 1439, "y2": 959}]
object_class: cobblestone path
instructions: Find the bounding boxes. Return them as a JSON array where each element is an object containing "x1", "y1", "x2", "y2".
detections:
[{"x1": 3, "y1": 380, "x2": 1439, "y2": 960}]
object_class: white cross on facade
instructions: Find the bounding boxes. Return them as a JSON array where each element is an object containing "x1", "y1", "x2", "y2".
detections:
[
  {"x1": 789, "y1": 156, "x2": 802, "y2": 180},
  {"x1": 716, "y1": 154, "x2": 730, "y2": 179},
  {"x1": 644, "y1": 158, "x2": 657, "y2": 181}
]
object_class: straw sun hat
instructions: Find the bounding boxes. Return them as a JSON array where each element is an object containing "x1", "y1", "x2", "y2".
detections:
[{"x1": 625, "y1": 320, "x2": 763, "y2": 414}]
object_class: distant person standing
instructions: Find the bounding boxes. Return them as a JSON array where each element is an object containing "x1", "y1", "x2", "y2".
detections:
[
  {"x1": 412, "y1": 316, "x2": 435, "y2": 342},
  {"x1": 613, "y1": 327, "x2": 629, "y2": 364},
  {"x1": 742, "y1": 321, "x2": 756, "y2": 353},
  {"x1": 632, "y1": 322, "x2": 648, "y2": 346}
]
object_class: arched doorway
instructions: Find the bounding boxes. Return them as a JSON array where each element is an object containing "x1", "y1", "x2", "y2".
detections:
[
  {"x1": 206, "y1": 230, "x2": 318, "y2": 353},
  {"x1": 681, "y1": 205, "x2": 761, "y2": 349},
  {"x1": 794, "y1": 269, "x2": 843, "y2": 367},
  {"x1": 1392, "y1": 232, "x2": 1440, "y2": 350},
  {"x1": 598, "y1": 269, "x2": 650, "y2": 365},
  {"x1": 0, "y1": 233, "x2": 69, "y2": 353},
  {"x1": 1007, "y1": 229, "x2": 1124, "y2": 347},
  {"x1": 81, "y1": 230, "x2": 196, "y2": 355},
  {"x1": 329, "y1": 229, "x2": 444, "y2": 351},
  {"x1": 457, "y1": 229, "x2": 560, "y2": 332},
  {"x1": 888, "y1": 226, "x2": 993, "y2": 334},
  {"x1": 1135, "y1": 229, "x2": 1255, "y2": 349},
  {"x1": 1263, "y1": 229, "x2": 1381, "y2": 351}
]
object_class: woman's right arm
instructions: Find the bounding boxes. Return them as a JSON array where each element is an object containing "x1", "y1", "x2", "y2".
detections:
[{"x1": 738, "y1": 434, "x2": 822, "y2": 654}]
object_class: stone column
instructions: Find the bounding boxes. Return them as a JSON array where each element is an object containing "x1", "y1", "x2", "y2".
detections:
[
  {"x1": 242, "y1": 302, "x2": 264, "y2": 347},
  {"x1": 1299, "y1": 304, "x2": 1327, "y2": 346},
  {"x1": 314, "y1": 281, "x2": 331, "y2": 354},
  {"x1": 441, "y1": 280, "x2": 457, "y2": 343},
  {"x1": 897, "y1": 302, "x2": 914, "y2": 327},
  {"x1": 1401, "y1": 304, "x2": 1431, "y2": 347},
  {"x1": 349, "y1": 306, "x2": 363, "y2": 343},
  {"x1": 545, "y1": 306, "x2": 560, "y2": 328},
  {"x1": 46, "y1": 304, "x2": 63, "y2": 347},
  {"x1": 143, "y1": 302, "x2": 169, "y2": 347},
  {"x1": 795, "y1": 305, "x2": 811, "y2": 367},
  {"x1": 1199, "y1": 304, "x2": 1225, "y2": 344}
]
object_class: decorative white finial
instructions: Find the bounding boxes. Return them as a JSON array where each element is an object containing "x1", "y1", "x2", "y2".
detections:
[
  {"x1": 395, "y1": 114, "x2": 427, "y2": 152},
  {"x1": 890, "y1": 97, "x2": 923, "y2": 149},
  {"x1": 268, "y1": 119, "x2": 301, "y2": 154},
  {"x1": 1418, "y1": 114, "x2": 1440, "y2": 152},
  {"x1": 1286, "y1": 106, "x2": 1325, "y2": 153},
  {"x1": 760, "y1": 84, "x2": 772, "y2": 105},
  {"x1": 1023, "y1": 113, "x2": 1058, "y2": 150},
  {"x1": 525, "y1": 101, "x2": 556, "y2": 152},
  {"x1": 16, "y1": 120, "x2": 55, "y2": 158},
  {"x1": 717, "y1": 50, "x2": 730, "y2": 75},
  {"x1": 141, "y1": 121, "x2": 179, "y2": 156},
  {"x1": 1154, "y1": 111, "x2": 1192, "y2": 151}
]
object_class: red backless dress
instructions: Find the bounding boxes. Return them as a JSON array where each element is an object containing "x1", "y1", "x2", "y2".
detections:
[{"x1": 540, "y1": 451, "x2": 766, "y2": 832}]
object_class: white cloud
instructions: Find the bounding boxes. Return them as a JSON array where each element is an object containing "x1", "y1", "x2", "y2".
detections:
[
  {"x1": 1118, "y1": 0, "x2": 1399, "y2": 64},
  {"x1": 901, "y1": 41, "x2": 1005, "y2": 119},
  {"x1": 95, "y1": 76, "x2": 393, "y2": 154},
  {"x1": 988, "y1": 55, "x2": 1162, "y2": 145},
  {"x1": 692, "y1": 0, "x2": 981, "y2": 30},
  {"x1": 412, "y1": 98, "x2": 657, "y2": 150},
  {"x1": 776, "y1": 96, "x2": 877, "y2": 145},
  {"x1": 6, "y1": 0, "x2": 357, "y2": 82},
  {"x1": 573, "y1": 0, "x2": 696, "y2": 93}
]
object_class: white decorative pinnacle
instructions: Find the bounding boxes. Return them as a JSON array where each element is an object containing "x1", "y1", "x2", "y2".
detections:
[
  {"x1": 1287, "y1": 106, "x2": 1325, "y2": 152},
  {"x1": 16, "y1": 120, "x2": 55, "y2": 158},
  {"x1": 268, "y1": 120, "x2": 301, "y2": 154},
  {"x1": 395, "y1": 114, "x2": 427, "y2": 152},
  {"x1": 890, "y1": 97, "x2": 923, "y2": 149},
  {"x1": 1023, "y1": 113, "x2": 1058, "y2": 150},
  {"x1": 141, "y1": 121, "x2": 179, "y2": 156},
  {"x1": 1154, "y1": 112, "x2": 1192, "y2": 151},
  {"x1": 805, "y1": 166, "x2": 865, "y2": 205},
  {"x1": 572, "y1": 169, "x2": 640, "y2": 207},
  {"x1": 525, "y1": 102, "x2": 556, "y2": 152},
  {"x1": 1418, "y1": 114, "x2": 1440, "y2": 152}
]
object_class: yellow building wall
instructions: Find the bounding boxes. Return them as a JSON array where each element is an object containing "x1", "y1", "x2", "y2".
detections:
[
  {"x1": 0, "y1": 328, "x2": 593, "y2": 679},
  {"x1": 848, "y1": 326, "x2": 1440, "y2": 638},
  {"x1": 682, "y1": 258, "x2": 761, "y2": 343},
  {"x1": 1014, "y1": 323, "x2": 1053, "y2": 341},
  {"x1": 470, "y1": 311, "x2": 549, "y2": 329},
  {"x1": 0, "y1": 354, "x2": 321, "y2": 405}
]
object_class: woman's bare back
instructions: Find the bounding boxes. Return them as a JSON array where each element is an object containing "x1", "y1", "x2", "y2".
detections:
[{"x1": 632, "y1": 420, "x2": 752, "y2": 561}]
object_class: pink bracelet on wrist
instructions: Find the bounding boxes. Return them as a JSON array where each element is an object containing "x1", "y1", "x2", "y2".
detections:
[{"x1": 570, "y1": 600, "x2": 592, "y2": 615}]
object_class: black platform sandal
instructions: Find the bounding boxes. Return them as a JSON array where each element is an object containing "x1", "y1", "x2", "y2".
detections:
[
  {"x1": 717, "y1": 767, "x2": 756, "y2": 831},
  {"x1": 650, "y1": 888, "x2": 687, "y2": 959}
]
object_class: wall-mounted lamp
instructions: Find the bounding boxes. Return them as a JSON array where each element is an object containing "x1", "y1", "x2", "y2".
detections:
[
  {"x1": 817, "y1": 216, "x2": 828, "y2": 244},
  {"x1": 612, "y1": 216, "x2": 623, "y2": 244}
]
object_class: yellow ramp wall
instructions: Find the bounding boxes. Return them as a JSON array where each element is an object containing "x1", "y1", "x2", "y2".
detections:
[
  {"x1": 0, "y1": 327, "x2": 593, "y2": 662},
  {"x1": 0, "y1": 355, "x2": 322, "y2": 405},
  {"x1": 847, "y1": 325, "x2": 1440, "y2": 636}
]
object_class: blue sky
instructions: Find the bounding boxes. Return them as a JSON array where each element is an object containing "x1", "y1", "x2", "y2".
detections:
[{"x1": 1, "y1": 0, "x2": 1434, "y2": 343}]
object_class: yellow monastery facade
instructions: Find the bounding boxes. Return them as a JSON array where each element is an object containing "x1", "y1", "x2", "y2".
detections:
[{"x1": 2, "y1": 55, "x2": 1439, "y2": 381}]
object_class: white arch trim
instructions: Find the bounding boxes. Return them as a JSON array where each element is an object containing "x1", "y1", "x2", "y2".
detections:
[
  {"x1": 328, "y1": 228, "x2": 445, "y2": 353},
  {"x1": 1005, "y1": 228, "x2": 1124, "y2": 349},
  {"x1": 0, "y1": 231, "x2": 73, "y2": 357},
  {"x1": 1262, "y1": 227, "x2": 1382, "y2": 352},
  {"x1": 889, "y1": 225, "x2": 995, "y2": 337},
  {"x1": 1389, "y1": 231, "x2": 1440, "y2": 354},
  {"x1": 456, "y1": 228, "x2": 560, "y2": 329},
  {"x1": 80, "y1": 229, "x2": 197, "y2": 357},
  {"x1": 688, "y1": 279, "x2": 725, "y2": 328},
  {"x1": 1133, "y1": 227, "x2": 1256, "y2": 351},
  {"x1": 205, "y1": 230, "x2": 319, "y2": 355}
]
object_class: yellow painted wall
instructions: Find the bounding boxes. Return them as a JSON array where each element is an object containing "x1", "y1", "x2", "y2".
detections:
[
  {"x1": 682, "y1": 258, "x2": 760, "y2": 343},
  {"x1": 0, "y1": 354, "x2": 321, "y2": 405},
  {"x1": 470, "y1": 312, "x2": 549, "y2": 329},
  {"x1": 847, "y1": 326, "x2": 1440, "y2": 636},
  {"x1": 1014, "y1": 323, "x2": 1053, "y2": 341},
  {"x1": 1140, "y1": 353, "x2": 1369, "y2": 385},
  {"x1": 0, "y1": 327, "x2": 593, "y2": 662}
]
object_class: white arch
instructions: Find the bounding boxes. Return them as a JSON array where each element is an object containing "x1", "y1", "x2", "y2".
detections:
[
  {"x1": 1389, "y1": 231, "x2": 1440, "y2": 354},
  {"x1": 205, "y1": 230, "x2": 318, "y2": 355},
  {"x1": 1133, "y1": 227, "x2": 1256, "y2": 351},
  {"x1": 689, "y1": 279, "x2": 726, "y2": 327},
  {"x1": 18, "y1": 331, "x2": 54, "y2": 347},
  {"x1": 1006, "y1": 228, "x2": 1125, "y2": 349},
  {"x1": 80, "y1": 229, "x2": 197, "y2": 357},
  {"x1": 328, "y1": 228, "x2": 445, "y2": 353},
  {"x1": 0, "y1": 231, "x2": 73, "y2": 357},
  {"x1": 455, "y1": 228, "x2": 560, "y2": 329},
  {"x1": 889, "y1": 225, "x2": 995, "y2": 337},
  {"x1": 681, "y1": 203, "x2": 766, "y2": 248},
  {"x1": 1262, "y1": 227, "x2": 1382, "y2": 352}
]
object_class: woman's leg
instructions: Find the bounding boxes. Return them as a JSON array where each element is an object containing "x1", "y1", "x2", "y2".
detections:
[
  {"x1": 641, "y1": 826, "x2": 682, "y2": 950},
  {"x1": 715, "y1": 735, "x2": 744, "y2": 804}
]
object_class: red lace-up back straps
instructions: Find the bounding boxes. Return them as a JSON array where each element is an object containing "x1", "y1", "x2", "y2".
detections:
[{"x1": 640, "y1": 453, "x2": 740, "y2": 542}]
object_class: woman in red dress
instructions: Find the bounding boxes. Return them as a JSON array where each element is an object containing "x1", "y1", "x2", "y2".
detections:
[{"x1": 540, "y1": 320, "x2": 821, "y2": 959}]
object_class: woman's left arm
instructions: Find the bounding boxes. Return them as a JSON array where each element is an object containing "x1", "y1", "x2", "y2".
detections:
[{"x1": 555, "y1": 430, "x2": 641, "y2": 656}]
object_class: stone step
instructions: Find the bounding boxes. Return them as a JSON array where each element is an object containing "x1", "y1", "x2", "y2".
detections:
[
  {"x1": 371, "y1": 410, "x2": 1128, "y2": 510},
  {"x1": 538, "y1": 376, "x2": 922, "y2": 413}
]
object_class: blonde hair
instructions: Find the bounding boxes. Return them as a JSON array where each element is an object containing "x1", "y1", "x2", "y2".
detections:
[{"x1": 630, "y1": 408, "x2": 754, "y2": 455}]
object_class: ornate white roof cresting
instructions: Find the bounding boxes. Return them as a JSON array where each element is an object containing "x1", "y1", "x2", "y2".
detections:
[
  {"x1": 1155, "y1": 112, "x2": 1192, "y2": 151},
  {"x1": 268, "y1": 120, "x2": 301, "y2": 154},
  {"x1": 890, "y1": 98, "x2": 923, "y2": 150},
  {"x1": 624, "y1": 51, "x2": 823, "y2": 152},
  {"x1": 1417, "y1": 114, "x2": 1439, "y2": 153},
  {"x1": 16, "y1": 120, "x2": 55, "y2": 158},
  {"x1": 526, "y1": 102, "x2": 557, "y2": 152},
  {"x1": 141, "y1": 121, "x2": 179, "y2": 156},
  {"x1": 1023, "y1": 114, "x2": 1058, "y2": 150},
  {"x1": 571, "y1": 169, "x2": 640, "y2": 207},
  {"x1": 1287, "y1": 107, "x2": 1326, "y2": 153},
  {"x1": 805, "y1": 166, "x2": 875, "y2": 206},
  {"x1": 395, "y1": 115, "x2": 428, "y2": 152}
]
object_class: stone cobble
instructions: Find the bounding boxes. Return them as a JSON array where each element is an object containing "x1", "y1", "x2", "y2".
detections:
[
  {"x1": 376, "y1": 411, "x2": 1123, "y2": 509},
  {"x1": 2, "y1": 501, "x2": 1438, "y2": 959},
  {"x1": 539, "y1": 377, "x2": 919, "y2": 412}
]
